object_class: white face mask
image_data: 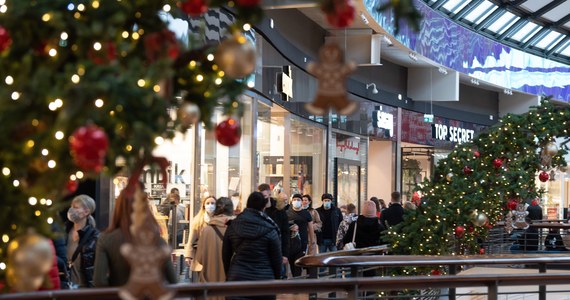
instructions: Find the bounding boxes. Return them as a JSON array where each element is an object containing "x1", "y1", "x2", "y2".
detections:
[
  {"x1": 205, "y1": 204, "x2": 216, "y2": 214},
  {"x1": 292, "y1": 200, "x2": 302, "y2": 209}
]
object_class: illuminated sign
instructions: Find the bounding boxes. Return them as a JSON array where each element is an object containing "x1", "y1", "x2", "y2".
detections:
[
  {"x1": 432, "y1": 124, "x2": 474, "y2": 144},
  {"x1": 372, "y1": 111, "x2": 393, "y2": 137}
]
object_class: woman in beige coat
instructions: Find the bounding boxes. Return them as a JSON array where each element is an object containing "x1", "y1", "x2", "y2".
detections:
[
  {"x1": 184, "y1": 196, "x2": 216, "y2": 277},
  {"x1": 195, "y1": 197, "x2": 235, "y2": 284}
]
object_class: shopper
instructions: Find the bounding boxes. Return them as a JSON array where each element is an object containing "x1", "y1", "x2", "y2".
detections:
[
  {"x1": 222, "y1": 192, "x2": 282, "y2": 300},
  {"x1": 316, "y1": 193, "x2": 343, "y2": 253},
  {"x1": 65, "y1": 194, "x2": 99, "y2": 288},
  {"x1": 369, "y1": 197, "x2": 382, "y2": 218},
  {"x1": 195, "y1": 197, "x2": 235, "y2": 286},
  {"x1": 166, "y1": 193, "x2": 186, "y2": 248},
  {"x1": 302, "y1": 194, "x2": 321, "y2": 255},
  {"x1": 336, "y1": 203, "x2": 357, "y2": 249},
  {"x1": 286, "y1": 194, "x2": 315, "y2": 277},
  {"x1": 184, "y1": 196, "x2": 216, "y2": 278},
  {"x1": 380, "y1": 191, "x2": 405, "y2": 228},
  {"x1": 94, "y1": 184, "x2": 177, "y2": 287},
  {"x1": 260, "y1": 184, "x2": 289, "y2": 278}
]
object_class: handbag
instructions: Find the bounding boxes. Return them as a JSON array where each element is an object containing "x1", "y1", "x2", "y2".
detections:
[{"x1": 343, "y1": 220, "x2": 358, "y2": 250}]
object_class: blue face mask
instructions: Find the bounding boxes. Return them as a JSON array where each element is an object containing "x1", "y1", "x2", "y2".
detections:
[{"x1": 323, "y1": 202, "x2": 332, "y2": 209}]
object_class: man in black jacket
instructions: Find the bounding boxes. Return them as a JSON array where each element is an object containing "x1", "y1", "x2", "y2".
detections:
[
  {"x1": 258, "y1": 183, "x2": 289, "y2": 278},
  {"x1": 380, "y1": 191, "x2": 405, "y2": 228},
  {"x1": 316, "y1": 193, "x2": 343, "y2": 253}
]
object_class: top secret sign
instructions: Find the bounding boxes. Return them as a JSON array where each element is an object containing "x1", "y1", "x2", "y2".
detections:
[{"x1": 432, "y1": 124, "x2": 474, "y2": 144}]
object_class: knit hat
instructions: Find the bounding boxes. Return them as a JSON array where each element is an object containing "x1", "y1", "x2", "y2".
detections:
[{"x1": 362, "y1": 200, "x2": 377, "y2": 218}]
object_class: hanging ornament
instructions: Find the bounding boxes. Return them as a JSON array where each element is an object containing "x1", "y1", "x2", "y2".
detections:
[
  {"x1": 323, "y1": 0, "x2": 356, "y2": 28},
  {"x1": 512, "y1": 203, "x2": 529, "y2": 230},
  {"x1": 492, "y1": 158, "x2": 503, "y2": 168},
  {"x1": 177, "y1": 102, "x2": 201, "y2": 129},
  {"x1": 538, "y1": 171, "x2": 549, "y2": 182},
  {"x1": 215, "y1": 118, "x2": 241, "y2": 147},
  {"x1": 531, "y1": 199, "x2": 539, "y2": 206},
  {"x1": 6, "y1": 233, "x2": 54, "y2": 292},
  {"x1": 479, "y1": 248, "x2": 485, "y2": 255},
  {"x1": 179, "y1": 0, "x2": 209, "y2": 17},
  {"x1": 430, "y1": 269, "x2": 442, "y2": 276},
  {"x1": 445, "y1": 172, "x2": 453, "y2": 182},
  {"x1": 70, "y1": 124, "x2": 109, "y2": 172},
  {"x1": 504, "y1": 211, "x2": 513, "y2": 234},
  {"x1": 544, "y1": 141, "x2": 558, "y2": 156},
  {"x1": 472, "y1": 212, "x2": 488, "y2": 227},
  {"x1": 0, "y1": 26, "x2": 12, "y2": 52},
  {"x1": 214, "y1": 33, "x2": 256, "y2": 79},
  {"x1": 463, "y1": 166, "x2": 473, "y2": 175},
  {"x1": 506, "y1": 199, "x2": 518, "y2": 211},
  {"x1": 454, "y1": 226, "x2": 465, "y2": 238},
  {"x1": 66, "y1": 179, "x2": 78, "y2": 194},
  {"x1": 473, "y1": 150, "x2": 480, "y2": 158},
  {"x1": 305, "y1": 43, "x2": 357, "y2": 116},
  {"x1": 87, "y1": 41, "x2": 117, "y2": 65}
]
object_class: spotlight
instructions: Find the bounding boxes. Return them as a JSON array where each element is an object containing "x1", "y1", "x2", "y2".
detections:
[{"x1": 366, "y1": 83, "x2": 378, "y2": 94}]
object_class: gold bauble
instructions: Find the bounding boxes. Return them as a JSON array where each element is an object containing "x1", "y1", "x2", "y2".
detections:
[
  {"x1": 7, "y1": 233, "x2": 54, "y2": 292},
  {"x1": 473, "y1": 212, "x2": 489, "y2": 227},
  {"x1": 545, "y1": 142, "x2": 558, "y2": 156},
  {"x1": 214, "y1": 34, "x2": 256, "y2": 78},
  {"x1": 445, "y1": 173, "x2": 453, "y2": 182},
  {"x1": 177, "y1": 102, "x2": 200, "y2": 129}
]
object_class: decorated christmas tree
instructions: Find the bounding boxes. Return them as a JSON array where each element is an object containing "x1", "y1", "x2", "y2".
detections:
[
  {"x1": 385, "y1": 99, "x2": 569, "y2": 263},
  {"x1": 0, "y1": 0, "x2": 422, "y2": 292}
]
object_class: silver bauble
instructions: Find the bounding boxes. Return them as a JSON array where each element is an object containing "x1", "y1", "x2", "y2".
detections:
[
  {"x1": 214, "y1": 34, "x2": 256, "y2": 78},
  {"x1": 445, "y1": 173, "x2": 453, "y2": 182},
  {"x1": 178, "y1": 102, "x2": 200, "y2": 128},
  {"x1": 473, "y1": 212, "x2": 489, "y2": 227},
  {"x1": 7, "y1": 233, "x2": 54, "y2": 292},
  {"x1": 545, "y1": 142, "x2": 558, "y2": 156}
]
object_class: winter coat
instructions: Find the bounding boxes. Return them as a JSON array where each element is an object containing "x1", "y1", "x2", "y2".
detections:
[
  {"x1": 65, "y1": 220, "x2": 99, "y2": 288},
  {"x1": 316, "y1": 205, "x2": 342, "y2": 244},
  {"x1": 379, "y1": 203, "x2": 405, "y2": 228},
  {"x1": 265, "y1": 198, "x2": 290, "y2": 258},
  {"x1": 195, "y1": 215, "x2": 234, "y2": 283},
  {"x1": 222, "y1": 208, "x2": 282, "y2": 281},
  {"x1": 343, "y1": 215, "x2": 385, "y2": 249},
  {"x1": 93, "y1": 229, "x2": 177, "y2": 287},
  {"x1": 336, "y1": 213, "x2": 357, "y2": 249}
]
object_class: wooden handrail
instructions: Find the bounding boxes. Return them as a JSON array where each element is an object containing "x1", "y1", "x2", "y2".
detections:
[{"x1": 4, "y1": 273, "x2": 570, "y2": 300}]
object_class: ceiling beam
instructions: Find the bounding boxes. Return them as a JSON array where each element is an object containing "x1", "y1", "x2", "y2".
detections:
[
  {"x1": 546, "y1": 35, "x2": 570, "y2": 56},
  {"x1": 531, "y1": 0, "x2": 565, "y2": 18},
  {"x1": 498, "y1": 18, "x2": 528, "y2": 40},
  {"x1": 431, "y1": 0, "x2": 448, "y2": 10},
  {"x1": 521, "y1": 27, "x2": 549, "y2": 49},
  {"x1": 474, "y1": 5, "x2": 505, "y2": 31},
  {"x1": 452, "y1": 0, "x2": 484, "y2": 21}
]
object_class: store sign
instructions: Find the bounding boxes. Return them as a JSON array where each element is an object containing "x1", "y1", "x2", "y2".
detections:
[
  {"x1": 336, "y1": 138, "x2": 360, "y2": 155},
  {"x1": 432, "y1": 124, "x2": 474, "y2": 144},
  {"x1": 372, "y1": 111, "x2": 393, "y2": 137}
]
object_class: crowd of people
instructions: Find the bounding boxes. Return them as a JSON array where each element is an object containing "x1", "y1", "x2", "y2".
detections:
[{"x1": 38, "y1": 184, "x2": 410, "y2": 300}]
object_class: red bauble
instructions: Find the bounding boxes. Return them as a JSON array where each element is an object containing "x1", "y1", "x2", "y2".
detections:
[
  {"x1": 180, "y1": 0, "x2": 209, "y2": 16},
  {"x1": 463, "y1": 166, "x2": 473, "y2": 175},
  {"x1": 479, "y1": 248, "x2": 485, "y2": 254},
  {"x1": 531, "y1": 199, "x2": 539, "y2": 206},
  {"x1": 325, "y1": 0, "x2": 355, "y2": 28},
  {"x1": 538, "y1": 171, "x2": 549, "y2": 182},
  {"x1": 507, "y1": 200, "x2": 518, "y2": 210},
  {"x1": 454, "y1": 226, "x2": 465, "y2": 238},
  {"x1": 70, "y1": 124, "x2": 109, "y2": 172},
  {"x1": 66, "y1": 179, "x2": 78, "y2": 193},
  {"x1": 473, "y1": 150, "x2": 480, "y2": 158},
  {"x1": 492, "y1": 158, "x2": 503, "y2": 168},
  {"x1": 467, "y1": 226, "x2": 474, "y2": 233},
  {"x1": 215, "y1": 118, "x2": 241, "y2": 147},
  {"x1": 236, "y1": 0, "x2": 261, "y2": 6},
  {"x1": 0, "y1": 26, "x2": 12, "y2": 52},
  {"x1": 430, "y1": 269, "x2": 442, "y2": 276}
]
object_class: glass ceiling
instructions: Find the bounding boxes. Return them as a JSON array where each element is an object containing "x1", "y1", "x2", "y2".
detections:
[{"x1": 423, "y1": 0, "x2": 570, "y2": 65}]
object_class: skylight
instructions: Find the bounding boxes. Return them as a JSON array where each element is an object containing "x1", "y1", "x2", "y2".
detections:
[
  {"x1": 487, "y1": 11, "x2": 519, "y2": 35},
  {"x1": 510, "y1": 22, "x2": 540, "y2": 42},
  {"x1": 464, "y1": 1, "x2": 498, "y2": 24},
  {"x1": 534, "y1": 31, "x2": 562, "y2": 50}
]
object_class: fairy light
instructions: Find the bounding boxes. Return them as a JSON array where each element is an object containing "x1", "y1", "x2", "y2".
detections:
[
  {"x1": 70, "y1": 174, "x2": 77, "y2": 180},
  {"x1": 207, "y1": 54, "x2": 214, "y2": 61},
  {"x1": 243, "y1": 23, "x2": 251, "y2": 31},
  {"x1": 95, "y1": 98, "x2": 104, "y2": 107},
  {"x1": 76, "y1": 171, "x2": 84, "y2": 179},
  {"x1": 55, "y1": 131, "x2": 64, "y2": 140},
  {"x1": 132, "y1": 32, "x2": 140, "y2": 40},
  {"x1": 2, "y1": 167, "x2": 9, "y2": 176},
  {"x1": 5, "y1": 75, "x2": 13, "y2": 85},
  {"x1": 46, "y1": 199, "x2": 52, "y2": 206},
  {"x1": 42, "y1": 13, "x2": 51, "y2": 22},
  {"x1": 28, "y1": 197, "x2": 38, "y2": 205},
  {"x1": 61, "y1": 32, "x2": 68, "y2": 40},
  {"x1": 0, "y1": 5, "x2": 6, "y2": 13},
  {"x1": 35, "y1": 210, "x2": 41, "y2": 216},
  {"x1": 71, "y1": 74, "x2": 80, "y2": 83},
  {"x1": 93, "y1": 42, "x2": 102, "y2": 51},
  {"x1": 92, "y1": 0, "x2": 99, "y2": 8},
  {"x1": 48, "y1": 160, "x2": 56, "y2": 168},
  {"x1": 125, "y1": 145, "x2": 132, "y2": 151},
  {"x1": 215, "y1": 78, "x2": 222, "y2": 85},
  {"x1": 137, "y1": 79, "x2": 145, "y2": 87},
  {"x1": 1, "y1": 235, "x2": 8, "y2": 243},
  {"x1": 153, "y1": 85, "x2": 160, "y2": 92},
  {"x1": 163, "y1": 4, "x2": 171, "y2": 11},
  {"x1": 122, "y1": 31, "x2": 129, "y2": 38},
  {"x1": 47, "y1": 217, "x2": 54, "y2": 224},
  {"x1": 42, "y1": 149, "x2": 49, "y2": 156},
  {"x1": 11, "y1": 91, "x2": 20, "y2": 100},
  {"x1": 77, "y1": 4, "x2": 85, "y2": 11},
  {"x1": 40, "y1": 198, "x2": 46, "y2": 205},
  {"x1": 154, "y1": 136, "x2": 164, "y2": 145}
]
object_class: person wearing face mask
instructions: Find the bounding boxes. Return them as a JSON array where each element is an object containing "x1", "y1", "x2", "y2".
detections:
[
  {"x1": 316, "y1": 193, "x2": 343, "y2": 254},
  {"x1": 286, "y1": 194, "x2": 314, "y2": 277},
  {"x1": 65, "y1": 194, "x2": 99, "y2": 288},
  {"x1": 260, "y1": 184, "x2": 290, "y2": 279},
  {"x1": 184, "y1": 196, "x2": 216, "y2": 282},
  {"x1": 302, "y1": 194, "x2": 321, "y2": 256}
]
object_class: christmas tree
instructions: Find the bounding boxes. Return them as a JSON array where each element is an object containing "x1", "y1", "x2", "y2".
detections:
[
  {"x1": 0, "y1": 0, "x2": 422, "y2": 292},
  {"x1": 385, "y1": 99, "x2": 569, "y2": 263}
]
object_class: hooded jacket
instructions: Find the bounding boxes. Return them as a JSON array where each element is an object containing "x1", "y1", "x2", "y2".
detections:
[{"x1": 222, "y1": 208, "x2": 282, "y2": 281}]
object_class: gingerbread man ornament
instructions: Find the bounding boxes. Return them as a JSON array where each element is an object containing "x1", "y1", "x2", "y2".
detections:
[{"x1": 306, "y1": 43, "x2": 357, "y2": 116}]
